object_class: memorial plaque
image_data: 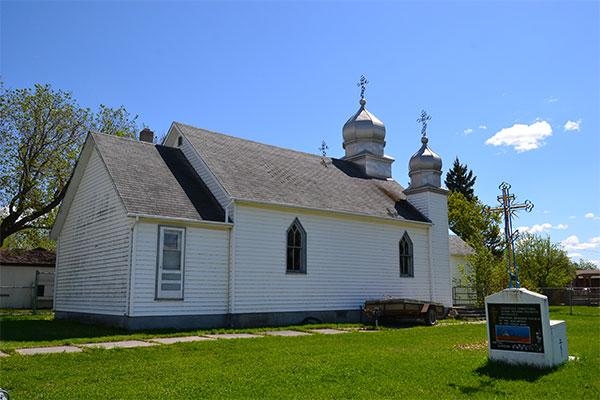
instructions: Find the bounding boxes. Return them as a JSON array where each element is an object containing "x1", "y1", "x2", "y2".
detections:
[{"x1": 487, "y1": 303, "x2": 544, "y2": 353}]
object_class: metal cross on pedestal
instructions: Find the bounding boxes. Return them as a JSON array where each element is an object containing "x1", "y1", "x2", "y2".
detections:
[
  {"x1": 416, "y1": 110, "x2": 431, "y2": 137},
  {"x1": 356, "y1": 75, "x2": 369, "y2": 100},
  {"x1": 483, "y1": 182, "x2": 534, "y2": 288}
]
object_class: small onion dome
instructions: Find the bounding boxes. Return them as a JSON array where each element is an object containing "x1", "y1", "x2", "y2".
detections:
[
  {"x1": 409, "y1": 136, "x2": 442, "y2": 172},
  {"x1": 343, "y1": 99, "x2": 386, "y2": 142}
]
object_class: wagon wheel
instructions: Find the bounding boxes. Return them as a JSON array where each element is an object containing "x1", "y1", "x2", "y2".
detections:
[{"x1": 424, "y1": 307, "x2": 437, "y2": 326}]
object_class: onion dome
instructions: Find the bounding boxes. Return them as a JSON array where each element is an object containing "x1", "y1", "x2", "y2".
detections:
[
  {"x1": 408, "y1": 135, "x2": 443, "y2": 188},
  {"x1": 342, "y1": 99, "x2": 386, "y2": 144},
  {"x1": 409, "y1": 136, "x2": 442, "y2": 172}
]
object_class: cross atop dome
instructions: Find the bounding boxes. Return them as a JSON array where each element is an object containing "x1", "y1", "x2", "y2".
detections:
[
  {"x1": 417, "y1": 110, "x2": 432, "y2": 137},
  {"x1": 356, "y1": 75, "x2": 369, "y2": 102}
]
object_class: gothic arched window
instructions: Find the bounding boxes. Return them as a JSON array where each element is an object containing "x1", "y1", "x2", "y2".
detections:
[
  {"x1": 399, "y1": 232, "x2": 413, "y2": 277},
  {"x1": 286, "y1": 218, "x2": 306, "y2": 273}
]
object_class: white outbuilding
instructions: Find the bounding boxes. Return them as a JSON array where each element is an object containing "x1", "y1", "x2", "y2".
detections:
[{"x1": 51, "y1": 97, "x2": 452, "y2": 330}]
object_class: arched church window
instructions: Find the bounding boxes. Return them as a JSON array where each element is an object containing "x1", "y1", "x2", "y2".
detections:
[
  {"x1": 286, "y1": 218, "x2": 306, "y2": 273},
  {"x1": 399, "y1": 232, "x2": 413, "y2": 277}
]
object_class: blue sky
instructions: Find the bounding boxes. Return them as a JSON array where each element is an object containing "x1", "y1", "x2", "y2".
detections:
[{"x1": 2, "y1": 1, "x2": 599, "y2": 265}]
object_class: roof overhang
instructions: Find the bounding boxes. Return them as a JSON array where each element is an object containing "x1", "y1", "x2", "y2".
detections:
[{"x1": 231, "y1": 197, "x2": 433, "y2": 228}]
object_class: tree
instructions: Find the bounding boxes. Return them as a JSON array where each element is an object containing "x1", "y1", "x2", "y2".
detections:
[
  {"x1": 445, "y1": 157, "x2": 476, "y2": 202},
  {"x1": 514, "y1": 233, "x2": 576, "y2": 291},
  {"x1": 0, "y1": 84, "x2": 139, "y2": 248},
  {"x1": 447, "y1": 191, "x2": 502, "y2": 255},
  {"x1": 573, "y1": 259, "x2": 598, "y2": 270}
]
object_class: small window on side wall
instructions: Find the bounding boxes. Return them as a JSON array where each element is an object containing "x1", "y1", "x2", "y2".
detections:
[
  {"x1": 156, "y1": 226, "x2": 185, "y2": 299},
  {"x1": 399, "y1": 232, "x2": 413, "y2": 277},
  {"x1": 286, "y1": 218, "x2": 307, "y2": 273}
]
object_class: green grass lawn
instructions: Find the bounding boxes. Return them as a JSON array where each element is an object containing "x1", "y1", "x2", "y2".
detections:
[{"x1": 1, "y1": 306, "x2": 598, "y2": 399}]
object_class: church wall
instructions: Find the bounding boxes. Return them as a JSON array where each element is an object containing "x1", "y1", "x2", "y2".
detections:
[
  {"x1": 450, "y1": 254, "x2": 471, "y2": 285},
  {"x1": 230, "y1": 203, "x2": 434, "y2": 314},
  {"x1": 405, "y1": 191, "x2": 452, "y2": 306},
  {"x1": 129, "y1": 221, "x2": 230, "y2": 317},
  {"x1": 55, "y1": 149, "x2": 131, "y2": 316}
]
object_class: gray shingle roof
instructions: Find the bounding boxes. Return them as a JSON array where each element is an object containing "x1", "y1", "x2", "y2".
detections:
[
  {"x1": 176, "y1": 122, "x2": 429, "y2": 223},
  {"x1": 0, "y1": 248, "x2": 56, "y2": 266},
  {"x1": 449, "y1": 235, "x2": 476, "y2": 256},
  {"x1": 92, "y1": 133, "x2": 225, "y2": 222}
]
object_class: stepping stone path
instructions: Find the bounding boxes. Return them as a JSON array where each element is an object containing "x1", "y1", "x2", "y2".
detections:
[
  {"x1": 81, "y1": 340, "x2": 158, "y2": 349},
  {"x1": 15, "y1": 345, "x2": 82, "y2": 355},
  {"x1": 150, "y1": 336, "x2": 215, "y2": 344},
  {"x1": 308, "y1": 328, "x2": 349, "y2": 334},
  {"x1": 264, "y1": 330, "x2": 312, "y2": 337},
  {"x1": 7, "y1": 327, "x2": 376, "y2": 356},
  {"x1": 205, "y1": 333, "x2": 263, "y2": 340}
]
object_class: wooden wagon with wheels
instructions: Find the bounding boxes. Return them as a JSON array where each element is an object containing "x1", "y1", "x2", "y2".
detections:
[{"x1": 363, "y1": 298, "x2": 445, "y2": 326}]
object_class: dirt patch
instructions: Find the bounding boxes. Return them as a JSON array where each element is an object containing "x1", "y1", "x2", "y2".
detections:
[{"x1": 456, "y1": 341, "x2": 488, "y2": 350}]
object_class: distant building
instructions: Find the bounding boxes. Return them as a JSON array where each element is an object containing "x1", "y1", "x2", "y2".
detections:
[
  {"x1": 0, "y1": 248, "x2": 55, "y2": 309},
  {"x1": 572, "y1": 269, "x2": 600, "y2": 288}
]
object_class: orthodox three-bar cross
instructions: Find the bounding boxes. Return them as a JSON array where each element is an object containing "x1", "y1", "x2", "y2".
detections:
[
  {"x1": 483, "y1": 182, "x2": 534, "y2": 288},
  {"x1": 357, "y1": 75, "x2": 369, "y2": 100},
  {"x1": 417, "y1": 110, "x2": 431, "y2": 137}
]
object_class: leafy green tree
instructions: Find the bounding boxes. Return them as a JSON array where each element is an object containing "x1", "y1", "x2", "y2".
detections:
[
  {"x1": 447, "y1": 191, "x2": 502, "y2": 254},
  {"x1": 573, "y1": 259, "x2": 598, "y2": 270},
  {"x1": 0, "y1": 84, "x2": 139, "y2": 248},
  {"x1": 515, "y1": 233, "x2": 576, "y2": 290},
  {"x1": 445, "y1": 157, "x2": 476, "y2": 202}
]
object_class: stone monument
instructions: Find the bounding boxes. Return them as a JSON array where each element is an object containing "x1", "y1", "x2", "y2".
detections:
[{"x1": 483, "y1": 183, "x2": 568, "y2": 368}]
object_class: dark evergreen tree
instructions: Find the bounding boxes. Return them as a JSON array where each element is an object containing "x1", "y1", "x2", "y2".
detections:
[{"x1": 445, "y1": 157, "x2": 476, "y2": 201}]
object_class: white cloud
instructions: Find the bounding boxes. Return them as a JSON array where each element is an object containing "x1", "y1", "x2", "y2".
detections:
[
  {"x1": 590, "y1": 260, "x2": 600, "y2": 267},
  {"x1": 544, "y1": 97, "x2": 558, "y2": 103},
  {"x1": 518, "y1": 223, "x2": 567, "y2": 234},
  {"x1": 569, "y1": 216, "x2": 576, "y2": 219},
  {"x1": 585, "y1": 213, "x2": 595, "y2": 218},
  {"x1": 463, "y1": 128, "x2": 473, "y2": 135},
  {"x1": 543, "y1": 210, "x2": 550, "y2": 214},
  {"x1": 563, "y1": 119, "x2": 582, "y2": 132},
  {"x1": 479, "y1": 125, "x2": 487, "y2": 130},
  {"x1": 568, "y1": 253, "x2": 582, "y2": 258},
  {"x1": 562, "y1": 236, "x2": 600, "y2": 251},
  {"x1": 485, "y1": 121, "x2": 552, "y2": 152}
]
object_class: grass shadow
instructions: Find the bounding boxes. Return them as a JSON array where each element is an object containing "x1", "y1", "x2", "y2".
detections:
[
  {"x1": 0, "y1": 318, "x2": 128, "y2": 343},
  {"x1": 475, "y1": 358, "x2": 558, "y2": 382}
]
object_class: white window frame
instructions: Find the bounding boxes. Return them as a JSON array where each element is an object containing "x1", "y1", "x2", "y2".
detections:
[
  {"x1": 286, "y1": 218, "x2": 307, "y2": 274},
  {"x1": 156, "y1": 225, "x2": 185, "y2": 300},
  {"x1": 399, "y1": 232, "x2": 414, "y2": 278}
]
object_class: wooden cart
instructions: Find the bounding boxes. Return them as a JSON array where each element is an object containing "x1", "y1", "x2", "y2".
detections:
[{"x1": 363, "y1": 298, "x2": 445, "y2": 326}]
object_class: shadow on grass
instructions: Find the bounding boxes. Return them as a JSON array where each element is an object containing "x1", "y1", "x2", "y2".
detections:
[
  {"x1": 0, "y1": 319, "x2": 128, "y2": 343},
  {"x1": 446, "y1": 360, "x2": 558, "y2": 396},
  {"x1": 474, "y1": 359, "x2": 557, "y2": 382}
]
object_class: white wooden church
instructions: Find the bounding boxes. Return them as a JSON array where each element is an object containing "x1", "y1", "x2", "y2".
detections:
[{"x1": 50, "y1": 95, "x2": 452, "y2": 330}]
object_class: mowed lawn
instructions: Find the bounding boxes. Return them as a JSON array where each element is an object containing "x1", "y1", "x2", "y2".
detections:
[{"x1": 0, "y1": 306, "x2": 598, "y2": 399}]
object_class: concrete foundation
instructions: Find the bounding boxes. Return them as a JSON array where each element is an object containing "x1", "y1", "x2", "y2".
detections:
[{"x1": 55, "y1": 309, "x2": 364, "y2": 331}]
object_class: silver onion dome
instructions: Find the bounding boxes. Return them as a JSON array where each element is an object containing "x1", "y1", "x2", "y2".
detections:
[
  {"x1": 409, "y1": 136, "x2": 442, "y2": 172},
  {"x1": 342, "y1": 99, "x2": 386, "y2": 143}
]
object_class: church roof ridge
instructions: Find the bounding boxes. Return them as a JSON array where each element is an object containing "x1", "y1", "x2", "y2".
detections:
[{"x1": 173, "y1": 121, "x2": 334, "y2": 162}]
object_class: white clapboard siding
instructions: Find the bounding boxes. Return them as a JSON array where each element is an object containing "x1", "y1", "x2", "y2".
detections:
[
  {"x1": 130, "y1": 221, "x2": 230, "y2": 316},
  {"x1": 230, "y1": 204, "x2": 433, "y2": 313},
  {"x1": 450, "y1": 255, "x2": 471, "y2": 285},
  {"x1": 405, "y1": 191, "x2": 452, "y2": 306},
  {"x1": 55, "y1": 149, "x2": 130, "y2": 315}
]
